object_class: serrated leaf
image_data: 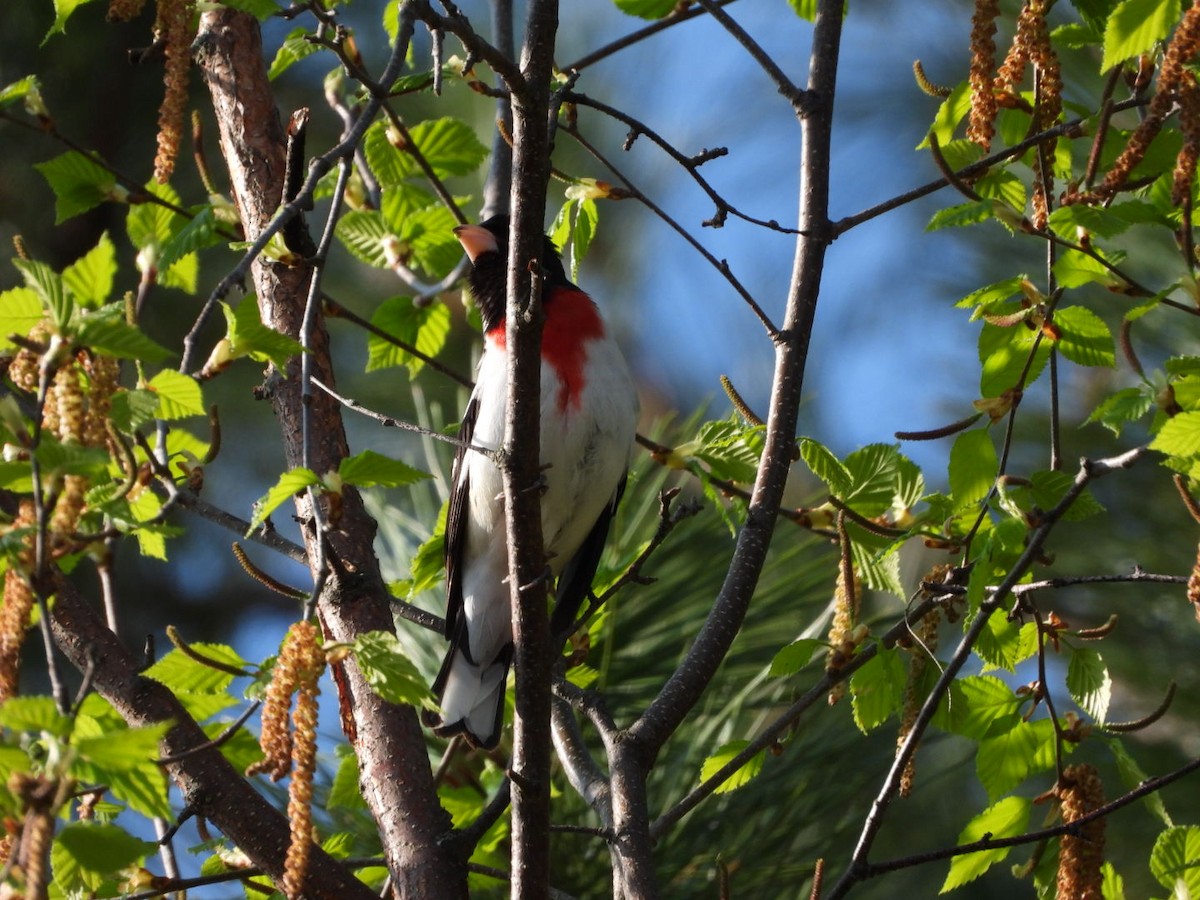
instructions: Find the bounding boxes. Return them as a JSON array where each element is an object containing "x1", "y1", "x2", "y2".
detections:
[
  {"x1": 843, "y1": 443, "x2": 902, "y2": 517},
  {"x1": 699, "y1": 740, "x2": 764, "y2": 795},
  {"x1": 849, "y1": 535, "x2": 904, "y2": 597},
  {"x1": 956, "y1": 276, "x2": 1026, "y2": 311},
  {"x1": 1054, "y1": 248, "x2": 1121, "y2": 289},
  {"x1": 849, "y1": 646, "x2": 906, "y2": 733},
  {"x1": 248, "y1": 467, "x2": 320, "y2": 534},
  {"x1": 1150, "y1": 825, "x2": 1200, "y2": 894},
  {"x1": 75, "y1": 722, "x2": 170, "y2": 771},
  {"x1": 34, "y1": 150, "x2": 116, "y2": 223},
  {"x1": 976, "y1": 611, "x2": 1038, "y2": 672},
  {"x1": 1048, "y1": 203, "x2": 1133, "y2": 239},
  {"x1": 62, "y1": 232, "x2": 116, "y2": 307},
  {"x1": 1085, "y1": 386, "x2": 1153, "y2": 436},
  {"x1": 1029, "y1": 469, "x2": 1104, "y2": 521},
  {"x1": 328, "y1": 747, "x2": 367, "y2": 810},
  {"x1": 976, "y1": 718, "x2": 1056, "y2": 801},
  {"x1": 1151, "y1": 411, "x2": 1200, "y2": 457},
  {"x1": 1102, "y1": 0, "x2": 1181, "y2": 71},
  {"x1": 769, "y1": 638, "x2": 821, "y2": 677},
  {"x1": 979, "y1": 320, "x2": 1051, "y2": 396},
  {"x1": 1106, "y1": 736, "x2": 1172, "y2": 827},
  {"x1": 143, "y1": 643, "x2": 248, "y2": 694},
  {"x1": 1067, "y1": 647, "x2": 1112, "y2": 724},
  {"x1": 688, "y1": 419, "x2": 764, "y2": 483},
  {"x1": 159, "y1": 206, "x2": 224, "y2": 271},
  {"x1": 109, "y1": 388, "x2": 161, "y2": 433},
  {"x1": 0, "y1": 287, "x2": 46, "y2": 352},
  {"x1": 613, "y1": 0, "x2": 677, "y2": 19},
  {"x1": 948, "y1": 429, "x2": 996, "y2": 508},
  {"x1": 940, "y1": 675, "x2": 1020, "y2": 740},
  {"x1": 798, "y1": 437, "x2": 853, "y2": 495},
  {"x1": 941, "y1": 796, "x2": 1031, "y2": 892},
  {"x1": 1053, "y1": 306, "x2": 1115, "y2": 368},
  {"x1": 217, "y1": 0, "x2": 280, "y2": 18},
  {"x1": 268, "y1": 26, "x2": 321, "y2": 79},
  {"x1": 76, "y1": 307, "x2": 173, "y2": 362},
  {"x1": 921, "y1": 81, "x2": 971, "y2": 150},
  {"x1": 337, "y1": 209, "x2": 394, "y2": 268},
  {"x1": 0, "y1": 75, "x2": 42, "y2": 111},
  {"x1": 927, "y1": 200, "x2": 994, "y2": 231},
  {"x1": 407, "y1": 117, "x2": 488, "y2": 179},
  {"x1": 147, "y1": 369, "x2": 205, "y2": 419},
  {"x1": 0, "y1": 696, "x2": 70, "y2": 736},
  {"x1": 13, "y1": 258, "x2": 71, "y2": 329},
  {"x1": 126, "y1": 183, "x2": 178, "y2": 245},
  {"x1": 52, "y1": 822, "x2": 155, "y2": 892},
  {"x1": 223, "y1": 299, "x2": 304, "y2": 369},
  {"x1": 338, "y1": 450, "x2": 430, "y2": 488},
  {"x1": 367, "y1": 297, "x2": 451, "y2": 377},
  {"x1": 352, "y1": 631, "x2": 433, "y2": 707}
]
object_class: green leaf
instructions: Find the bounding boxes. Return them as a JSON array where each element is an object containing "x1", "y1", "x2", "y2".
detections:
[
  {"x1": 1048, "y1": 203, "x2": 1133, "y2": 239},
  {"x1": 62, "y1": 232, "x2": 116, "y2": 307},
  {"x1": 0, "y1": 75, "x2": 43, "y2": 112},
  {"x1": 76, "y1": 306, "x2": 173, "y2": 362},
  {"x1": 921, "y1": 81, "x2": 972, "y2": 150},
  {"x1": 43, "y1": 0, "x2": 103, "y2": 42},
  {"x1": 366, "y1": 297, "x2": 451, "y2": 377},
  {"x1": 0, "y1": 287, "x2": 45, "y2": 352},
  {"x1": 159, "y1": 206, "x2": 224, "y2": 270},
  {"x1": 248, "y1": 467, "x2": 320, "y2": 534},
  {"x1": 687, "y1": 418, "x2": 764, "y2": 483},
  {"x1": 1102, "y1": 0, "x2": 1181, "y2": 71},
  {"x1": 769, "y1": 638, "x2": 821, "y2": 677},
  {"x1": 127, "y1": 181, "x2": 186, "y2": 251},
  {"x1": 51, "y1": 822, "x2": 155, "y2": 893},
  {"x1": 978, "y1": 320, "x2": 1051, "y2": 396},
  {"x1": 956, "y1": 276, "x2": 1026, "y2": 312},
  {"x1": 147, "y1": 369, "x2": 205, "y2": 419},
  {"x1": 352, "y1": 631, "x2": 433, "y2": 707},
  {"x1": 1150, "y1": 825, "x2": 1200, "y2": 895},
  {"x1": 223, "y1": 299, "x2": 304, "y2": 369},
  {"x1": 552, "y1": 196, "x2": 599, "y2": 281},
  {"x1": 849, "y1": 646, "x2": 906, "y2": 733},
  {"x1": 927, "y1": 200, "x2": 994, "y2": 232},
  {"x1": 948, "y1": 429, "x2": 997, "y2": 508},
  {"x1": 0, "y1": 695, "x2": 70, "y2": 737},
  {"x1": 1067, "y1": 647, "x2": 1112, "y2": 724},
  {"x1": 110, "y1": 387, "x2": 161, "y2": 432},
  {"x1": 35, "y1": 151, "x2": 119, "y2": 224},
  {"x1": 1029, "y1": 469, "x2": 1104, "y2": 521},
  {"x1": 1054, "y1": 248, "x2": 1121, "y2": 289},
  {"x1": 798, "y1": 437, "x2": 853, "y2": 495},
  {"x1": 1151, "y1": 411, "x2": 1200, "y2": 457},
  {"x1": 1100, "y1": 861, "x2": 1126, "y2": 900},
  {"x1": 1106, "y1": 736, "x2": 1172, "y2": 826},
  {"x1": 842, "y1": 443, "x2": 902, "y2": 517},
  {"x1": 13, "y1": 258, "x2": 71, "y2": 329},
  {"x1": 337, "y1": 209, "x2": 394, "y2": 268},
  {"x1": 328, "y1": 747, "x2": 367, "y2": 810},
  {"x1": 1085, "y1": 386, "x2": 1153, "y2": 436},
  {"x1": 1052, "y1": 306, "x2": 1115, "y2": 368},
  {"x1": 976, "y1": 612, "x2": 1037, "y2": 672},
  {"x1": 338, "y1": 450, "x2": 430, "y2": 488},
  {"x1": 268, "y1": 26, "x2": 321, "y2": 79},
  {"x1": 217, "y1": 0, "x2": 280, "y2": 18},
  {"x1": 407, "y1": 117, "x2": 488, "y2": 179},
  {"x1": 939, "y1": 675, "x2": 1020, "y2": 740},
  {"x1": 976, "y1": 718, "x2": 1056, "y2": 801},
  {"x1": 612, "y1": 0, "x2": 677, "y2": 18},
  {"x1": 699, "y1": 740, "x2": 765, "y2": 795},
  {"x1": 941, "y1": 796, "x2": 1031, "y2": 892},
  {"x1": 143, "y1": 643, "x2": 248, "y2": 694},
  {"x1": 75, "y1": 722, "x2": 170, "y2": 771}
]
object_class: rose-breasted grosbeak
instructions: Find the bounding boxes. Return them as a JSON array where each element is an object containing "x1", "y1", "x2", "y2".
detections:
[{"x1": 423, "y1": 214, "x2": 638, "y2": 750}]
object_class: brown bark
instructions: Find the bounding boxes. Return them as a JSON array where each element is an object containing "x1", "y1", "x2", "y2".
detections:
[
  {"x1": 49, "y1": 575, "x2": 376, "y2": 899},
  {"x1": 193, "y1": 10, "x2": 465, "y2": 897}
]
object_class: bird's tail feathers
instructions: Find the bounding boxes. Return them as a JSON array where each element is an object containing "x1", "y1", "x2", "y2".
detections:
[{"x1": 426, "y1": 645, "x2": 510, "y2": 750}]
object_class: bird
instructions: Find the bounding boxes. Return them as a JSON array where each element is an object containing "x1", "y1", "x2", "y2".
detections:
[{"x1": 423, "y1": 213, "x2": 638, "y2": 750}]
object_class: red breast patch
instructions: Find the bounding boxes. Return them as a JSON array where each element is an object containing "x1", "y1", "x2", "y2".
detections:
[{"x1": 484, "y1": 288, "x2": 605, "y2": 412}]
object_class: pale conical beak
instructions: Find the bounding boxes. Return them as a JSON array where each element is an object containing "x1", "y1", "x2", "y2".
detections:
[{"x1": 453, "y1": 224, "x2": 499, "y2": 263}]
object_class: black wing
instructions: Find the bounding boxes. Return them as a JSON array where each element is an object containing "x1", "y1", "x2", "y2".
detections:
[
  {"x1": 548, "y1": 473, "x2": 628, "y2": 641},
  {"x1": 442, "y1": 393, "x2": 479, "y2": 640}
]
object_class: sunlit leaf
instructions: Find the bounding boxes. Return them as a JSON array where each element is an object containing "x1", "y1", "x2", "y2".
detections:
[{"x1": 941, "y1": 796, "x2": 1031, "y2": 892}]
